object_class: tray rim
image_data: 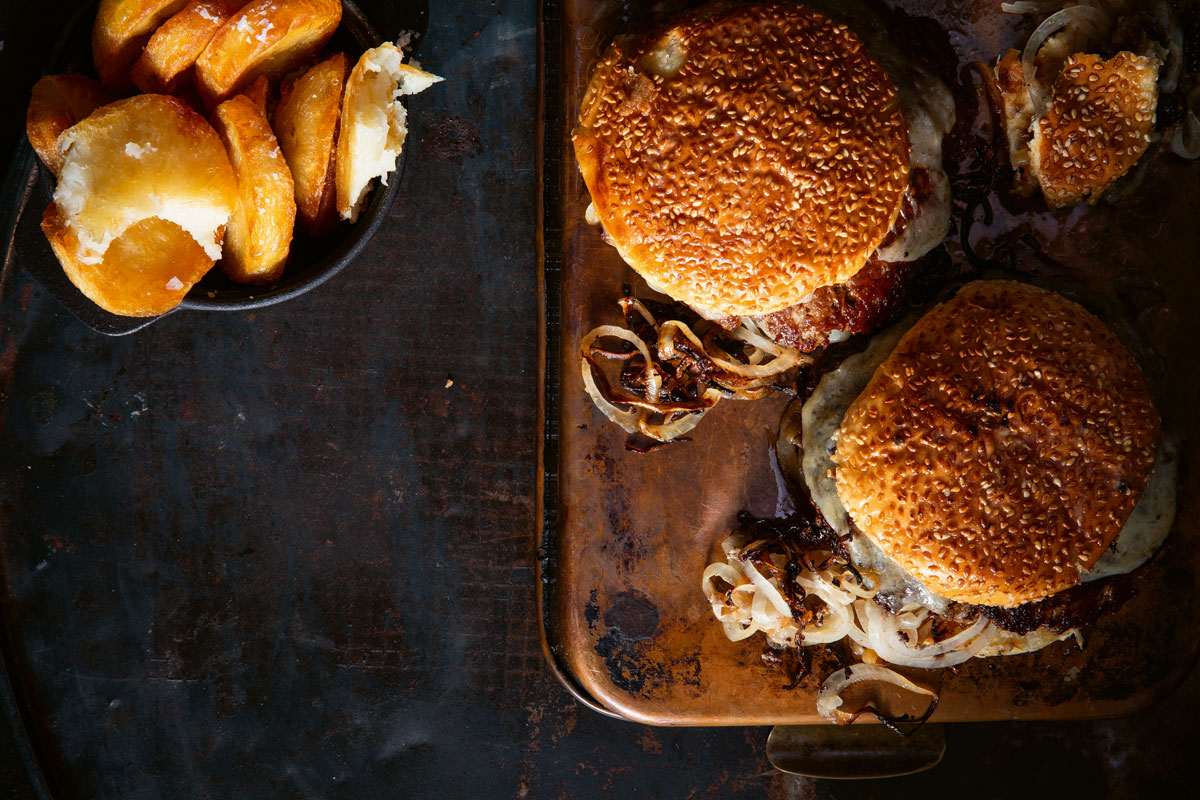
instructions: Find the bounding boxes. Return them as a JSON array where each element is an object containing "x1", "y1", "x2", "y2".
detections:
[{"x1": 535, "y1": 0, "x2": 628, "y2": 722}]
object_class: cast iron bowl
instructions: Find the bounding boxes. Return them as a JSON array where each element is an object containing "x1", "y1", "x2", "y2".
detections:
[{"x1": 5, "y1": 0, "x2": 430, "y2": 335}]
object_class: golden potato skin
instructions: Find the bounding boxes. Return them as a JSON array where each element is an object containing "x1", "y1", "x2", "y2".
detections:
[
  {"x1": 54, "y1": 94, "x2": 238, "y2": 265},
  {"x1": 131, "y1": 0, "x2": 246, "y2": 95},
  {"x1": 212, "y1": 94, "x2": 296, "y2": 283},
  {"x1": 241, "y1": 74, "x2": 272, "y2": 114},
  {"x1": 274, "y1": 51, "x2": 346, "y2": 237},
  {"x1": 194, "y1": 0, "x2": 342, "y2": 107},
  {"x1": 42, "y1": 204, "x2": 216, "y2": 317},
  {"x1": 93, "y1": 0, "x2": 190, "y2": 90},
  {"x1": 26, "y1": 75, "x2": 114, "y2": 175}
]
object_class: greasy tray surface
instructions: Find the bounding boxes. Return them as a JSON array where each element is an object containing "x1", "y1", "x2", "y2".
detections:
[{"x1": 545, "y1": 0, "x2": 1200, "y2": 725}]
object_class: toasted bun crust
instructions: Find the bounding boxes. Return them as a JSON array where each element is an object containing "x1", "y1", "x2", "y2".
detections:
[
  {"x1": 573, "y1": 2, "x2": 909, "y2": 318},
  {"x1": 212, "y1": 94, "x2": 296, "y2": 283},
  {"x1": 1030, "y1": 51, "x2": 1158, "y2": 208},
  {"x1": 26, "y1": 75, "x2": 114, "y2": 176},
  {"x1": 131, "y1": 0, "x2": 245, "y2": 95},
  {"x1": 833, "y1": 281, "x2": 1160, "y2": 608},
  {"x1": 194, "y1": 0, "x2": 342, "y2": 107},
  {"x1": 54, "y1": 94, "x2": 237, "y2": 265},
  {"x1": 42, "y1": 204, "x2": 214, "y2": 317}
]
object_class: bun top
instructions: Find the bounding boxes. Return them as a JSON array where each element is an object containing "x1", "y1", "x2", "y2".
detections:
[
  {"x1": 833, "y1": 281, "x2": 1161, "y2": 608},
  {"x1": 573, "y1": 2, "x2": 909, "y2": 318}
]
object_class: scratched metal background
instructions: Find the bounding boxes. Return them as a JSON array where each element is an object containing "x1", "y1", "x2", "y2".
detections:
[{"x1": 0, "y1": 1, "x2": 1197, "y2": 798}]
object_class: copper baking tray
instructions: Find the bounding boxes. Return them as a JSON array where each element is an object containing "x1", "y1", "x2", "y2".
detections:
[{"x1": 537, "y1": 0, "x2": 1200, "y2": 725}]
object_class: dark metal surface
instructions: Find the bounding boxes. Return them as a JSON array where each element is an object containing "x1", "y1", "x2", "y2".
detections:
[{"x1": 0, "y1": 1, "x2": 1197, "y2": 798}]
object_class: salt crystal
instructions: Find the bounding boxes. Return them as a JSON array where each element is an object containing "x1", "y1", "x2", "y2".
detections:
[{"x1": 166, "y1": 276, "x2": 184, "y2": 291}]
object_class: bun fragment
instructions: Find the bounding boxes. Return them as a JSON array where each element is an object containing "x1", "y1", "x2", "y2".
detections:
[
  {"x1": 335, "y1": 43, "x2": 442, "y2": 222},
  {"x1": 833, "y1": 281, "x2": 1160, "y2": 608},
  {"x1": 93, "y1": 0, "x2": 190, "y2": 90},
  {"x1": 194, "y1": 0, "x2": 341, "y2": 107},
  {"x1": 131, "y1": 0, "x2": 245, "y2": 94},
  {"x1": 26, "y1": 75, "x2": 114, "y2": 176},
  {"x1": 54, "y1": 94, "x2": 237, "y2": 265},
  {"x1": 573, "y1": 3, "x2": 910, "y2": 318},
  {"x1": 212, "y1": 94, "x2": 296, "y2": 283},
  {"x1": 42, "y1": 204, "x2": 214, "y2": 317},
  {"x1": 275, "y1": 51, "x2": 347, "y2": 236},
  {"x1": 1030, "y1": 52, "x2": 1158, "y2": 208},
  {"x1": 993, "y1": 49, "x2": 1159, "y2": 207}
]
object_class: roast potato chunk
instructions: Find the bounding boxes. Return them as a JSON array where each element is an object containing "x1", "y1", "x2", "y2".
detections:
[
  {"x1": 43, "y1": 204, "x2": 215, "y2": 317},
  {"x1": 194, "y1": 0, "x2": 341, "y2": 107},
  {"x1": 54, "y1": 94, "x2": 237, "y2": 266},
  {"x1": 93, "y1": 0, "x2": 189, "y2": 90},
  {"x1": 212, "y1": 94, "x2": 296, "y2": 283},
  {"x1": 274, "y1": 52, "x2": 346, "y2": 236},
  {"x1": 26, "y1": 75, "x2": 114, "y2": 175},
  {"x1": 336, "y1": 42, "x2": 442, "y2": 222},
  {"x1": 131, "y1": 0, "x2": 246, "y2": 95}
]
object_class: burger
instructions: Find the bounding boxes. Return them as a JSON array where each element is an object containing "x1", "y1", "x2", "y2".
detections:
[
  {"x1": 574, "y1": 1, "x2": 958, "y2": 443},
  {"x1": 703, "y1": 280, "x2": 1177, "y2": 721}
]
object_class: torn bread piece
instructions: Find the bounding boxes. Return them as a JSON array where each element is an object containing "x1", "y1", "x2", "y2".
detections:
[
  {"x1": 42, "y1": 204, "x2": 215, "y2": 317},
  {"x1": 993, "y1": 48, "x2": 1159, "y2": 207},
  {"x1": 1030, "y1": 52, "x2": 1158, "y2": 207},
  {"x1": 212, "y1": 93, "x2": 296, "y2": 284},
  {"x1": 54, "y1": 94, "x2": 237, "y2": 266},
  {"x1": 994, "y1": 49, "x2": 1038, "y2": 196},
  {"x1": 335, "y1": 43, "x2": 443, "y2": 222},
  {"x1": 26, "y1": 75, "x2": 115, "y2": 176}
]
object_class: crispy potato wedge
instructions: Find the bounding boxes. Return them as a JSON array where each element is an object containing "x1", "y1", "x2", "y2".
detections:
[
  {"x1": 93, "y1": 0, "x2": 190, "y2": 90},
  {"x1": 26, "y1": 75, "x2": 114, "y2": 175},
  {"x1": 55, "y1": 94, "x2": 237, "y2": 266},
  {"x1": 131, "y1": 0, "x2": 246, "y2": 95},
  {"x1": 336, "y1": 43, "x2": 442, "y2": 222},
  {"x1": 274, "y1": 52, "x2": 346, "y2": 236},
  {"x1": 242, "y1": 74, "x2": 272, "y2": 114},
  {"x1": 43, "y1": 204, "x2": 215, "y2": 317},
  {"x1": 211, "y1": 94, "x2": 296, "y2": 283},
  {"x1": 194, "y1": 0, "x2": 341, "y2": 107}
]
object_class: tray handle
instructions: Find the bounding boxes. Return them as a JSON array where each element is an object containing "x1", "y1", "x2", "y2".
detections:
[{"x1": 766, "y1": 723, "x2": 945, "y2": 779}]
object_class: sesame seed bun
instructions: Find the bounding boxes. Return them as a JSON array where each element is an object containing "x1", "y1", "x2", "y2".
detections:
[
  {"x1": 1030, "y1": 51, "x2": 1159, "y2": 208},
  {"x1": 832, "y1": 281, "x2": 1161, "y2": 608},
  {"x1": 573, "y1": 2, "x2": 910, "y2": 319}
]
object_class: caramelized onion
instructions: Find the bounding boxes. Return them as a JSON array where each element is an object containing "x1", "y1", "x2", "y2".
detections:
[
  {"x1": 580, "y1": 293, "x2": 806, "y2": 445},
  {"x1": 580, "y1": 357, "x2": 641, "y2": 433},
  {"x1": 817, "y1": 664, "x2": 939, "y2": 726},
  {"x1": 1170, "y1": 89, "x2": 1200, "y2": 159},
  {"x1": 1020, "y1": 6, "x2": 1110, "y2": 115}
]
